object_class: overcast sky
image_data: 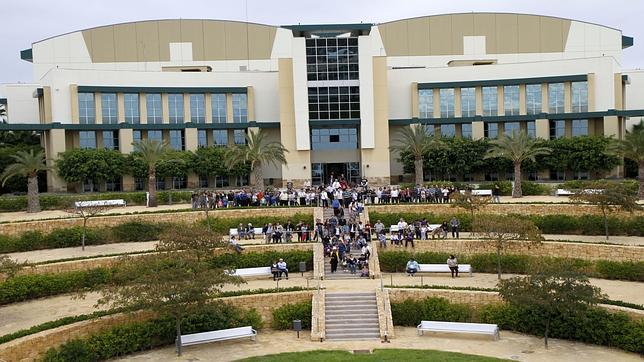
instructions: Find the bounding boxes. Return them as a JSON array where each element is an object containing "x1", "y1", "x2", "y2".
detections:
[{"x1": 1, "y1": 0, "x2": 642, "y2": 89}]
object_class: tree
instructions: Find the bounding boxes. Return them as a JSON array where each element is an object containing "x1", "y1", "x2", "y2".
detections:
[
  {"x1": 484, "y1": 131, "x2": 551, "y2": 198},
  {"x1": 1, "y1": 149, "x2": 49, "y2": 213},
  {"x1": 132, "y1": 139, "x2": 171, "y2": 207},
  {"x1": 569, "y1": 181, "x2": 642, "y2": 241},
  {"x1": 56, "y1": 149, "x2": 127, "y2": 188},
  {"x1": 95, "y1": 231, "x2": 242, "y2": 356},
  {"x1": 225, "y1": 129, "x2": 287, "y2": 190},
  {"x1": 541, "y1": 136, "x2": 620, "y2": 179},
  {"x1": 450, "y1": 190, "x2": 490, "y2": 223},
  {"x1": 391, "y1": 124, "x2": 441, "y2": 185},
  {"x1": 612, "y1": 122, "x2": 644, "y2": 199},
  {"x1": 473, "y1": 215, "x2": 543, "y2": 279},
  {"x1": 67, "y1": 203, "x2": 114, "y2": 251},
  {"x1": 498, "y1": 261, "x2": 603, "y2": 349},
  {"x1": 0, "y1": 255, "x2": 25, "y2": 279}
]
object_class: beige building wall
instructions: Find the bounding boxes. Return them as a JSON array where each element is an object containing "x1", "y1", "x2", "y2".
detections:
[
  {"x1": 70, "y1": 84, "x2": 79, "y2": 123},
  {"x1": 45, "y1": 129, "x2": 67, "y2": 192},
  {"x1": 411, "y1": 83, "x2": 419, "y2": 118},
  {"x1": 363, "y1": 56, "x2": 391, "y2": 185},
  {"x1": 535, "y1": 118, "x2": 549, "y2": 139},
  {"x1": 472, "y1": 121, "x2": 484, "y2": 140}
]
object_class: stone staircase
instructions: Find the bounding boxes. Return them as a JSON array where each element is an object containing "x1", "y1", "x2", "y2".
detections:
[{"x1": 325, "y1": 292, "x2": 380, "y2": 341}]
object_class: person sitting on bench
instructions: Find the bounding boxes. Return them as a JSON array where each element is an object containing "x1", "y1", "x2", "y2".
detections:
[
  {"x1": 447, "y1": 254, "x2": 459, "y2": 278},
  {"x1": 277, "y1": 258, "x2": 289, "y2": 279},
  {"x1": 271, "y1": 260, "x2": 280, "y2": 281},
  {"x1": 406, "y1": 258, "x2": 419, "y2": 276}
]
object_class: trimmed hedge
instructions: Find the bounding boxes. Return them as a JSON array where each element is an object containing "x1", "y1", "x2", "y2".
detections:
[
  {"x1": 202, "y1": 213, "x2": 313, "y2": 234},
  {"x1": 478, "y1": 181, "x2": 552, "y2": 196},
  {"x1": 370, "y1": 212, "x2": 644, "y2": 236},
  {"x1": 209, "y1": 250, "x2": 314, "y2": 272},
  {"x1": 42, "y1": 303, "x2": 261, "y2": 361},
  {"x1": 379, "y1": 251, "x2": 644, "y2": 282},
  {"x1": 390, "y1": 297, "x2": 644, "y2": 354},
  {"x1": 271, "y1": 301, "x2": 312, "y2": 330}
]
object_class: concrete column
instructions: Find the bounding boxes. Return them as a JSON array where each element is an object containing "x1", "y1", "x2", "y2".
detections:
[
  {"x1": 185, "y1": 128, "x2": 198, "y2": 151},
  {"x1": 536, "y1": 118, "x2": 549, "y2": 139},
  {"x1": 43, "y1": 86, "x2": 53, "y2": 123},
  {"x1": 472, "y1": 121, "x2": 484, "y2": 140},
  {"x1": 183, "y1": 93, "x2": 191, "y2": 123},
  {"x1": 564, "y1": 82, "x2": 572, "y2": 113},
  {"x1": 475, "y1": 86, "x2": 483, "y2": 115},
  {"x1": 361, "y1": 56, "x2": 390, "y2": 186},
  {"x1": 95, "y1": 92, "x2": 102, "y2": 124},
  {"x1": 139, "y1": 93, "x2": 147, "y2": 124},
  {"x1": 432, "y1": 89, "x2": 440, "y2": 118},
  {"x1": 519, "y1": 84, "x2": 527, "y2": 115},
  {"x1": 411, "y1": 83, "x2": 419, "y2": 118},
  {"x1": 117, "y1": 93, "x2": 125, "y2": 123},
  {"x1": 46, "y1": 129, "x2": 67, "y2": 192},
  {"x1": 205, "y1": 93, "x2": 213, "y2": 123},
  {"x1": 604, "y1": 115, "x2": 619, "y2": 137},
  {"x1": 497, "y1": 86, "x2": 504, "y2": 116},
  {"x1": 614, "y1": 74, "x2": 623, "y2": 110},
  {"x1": 161, "y1": 93, "x2": 169, "y2": 123},
  {"x1": 247, "y1": 86, "x2": 255, "y2": 122},
  {"x1": 541, "y1": 83, "x2": 548, "y2": 113},
  {"x1": 70, "y1": 84, "x2": 79, "y2": 124},
  {"x1": 226, "y1": 93, "x2": 234, "y2": 123},
  {"x1": 119, "y1": 129, "x2": 134, "y2": 153},
  {"x1": 564, "y1": 120, "x2": 572, "y2": 138},
  {"x1": 454, "y1": 88, "x2": 462, "y2": 117}
]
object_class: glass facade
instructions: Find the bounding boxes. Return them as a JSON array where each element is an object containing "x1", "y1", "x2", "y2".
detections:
[
  {"x1": 213, "y1": 130, "x2": 228, "y2": 146},
  {"x1": 148, "y1": 130, "x2": 162, "y2": 143},
  {"x1": 308, "y1": 86, "x2": 360, "y2": 120},
  {"x1": 232, "y1": 94, "x2": 248, "y2": 123},
  {"x1": 78, "y1": 93, "x2": 95, "y2": 124},
  {"x1": 146, "y1": 94, "x2": 162, "y2": 124},
  {"x1": 133, "y1": 130, "x2": 142, "y2": 143},
  {"x1": 419, "y1": 89, "x2": 434, "y2": 118},
  {"x1": 482, "y1": 86, "x2": 497, "y2": 116},
  {"x1": 504, "y1": 85, "x2": 519, "y2": 116},
  {"x1": 440, "y1": 124, "x2": 455, "y2": 137},
  {"x1": 124, "y1": 93, "x2": 139, "y2": 124},
  {"x1": 211, "y1": 94, "x2": 227, "y2": 123},
  {"x1": 550, "y1": 120, "x2": 565, "y2": 139},
  {"x1": 190, "y1": 94, "x2": 205, "y2": 123},
  {"x1": 484, "y1": 123, "x2": 498, "y2": 138},
  {"x1": 425, "y1": 125, "x2": 435, "y2": 137},
  {"x1": 527, "y1": 121, "x2": 536, "y2": 138},
  {"x1": 233, "y1": 129, "x2": 246, "y2": 145},
  {"x1": 168, "y1": 94, "x2": 184, "y2": 124},
  {"x1": 197, "y1": 129, "x2": 208, "y2": 147},
  {"x1": 439, "y1": 88, "x2": 454, "y2": 118},
  {"x1": 548, "y1": 83, "x2": 564, "y2": 113},
  {"x1": 101, "y1": 93, "x2": 117, "y2": 124},
  {"x1": 460, "y1": 87, "x2": 475, "y2": 117},
  {"x1": 79, "y1": 131, "x2": 96, "y2": 149},
  {"x1": 306, "y1": 37, "x2": 359, "y2": 81},
  {"x1": 311, "y1": 128, "x2": 358, "y2": 150},
  {"x1": 572, "y1": 119, "x2": 588, "y2": 136},
  {"x1": 504, "y1": 122, "x2": 520, "y2": 136},
  {"x1": 102, "y1": 131, "x2": 119, "y2": 150},
  {"x1": 572, "y1": 81, "x2": 588, "y2": 112},
  {"x1": 169, "y1": 130, "x2": 184, "y2": 150},
  {"x1": 526, "y1": 84, "x2": 542, "y2": 115},
  {"x1": 461, "y1": 123, "x2": 472, "y2": 139}
]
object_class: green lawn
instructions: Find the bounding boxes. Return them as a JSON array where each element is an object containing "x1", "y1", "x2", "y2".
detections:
[{"x1": 237, "y1": 349, "x2": 510, "y2": 361}]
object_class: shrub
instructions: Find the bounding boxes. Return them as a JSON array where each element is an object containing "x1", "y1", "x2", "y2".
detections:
[
  {"x1": 202, "y1": 213, "x2": 313, "y2": 234},
  {"x1": 594, "y1": 260, "x2": 644, "y2": 281},
  {"x1": 109, "y1": 222, "x2": 163, "y2": 242},
  {"x1": 391, "y1": 297, "x2": 472, "y2": 327},
  {"x1": 271, "y1": 301, "x2": 312, "y2": 330},
  {"x1": 209, "y1": 250, "x2": 314, "y2": 272}
]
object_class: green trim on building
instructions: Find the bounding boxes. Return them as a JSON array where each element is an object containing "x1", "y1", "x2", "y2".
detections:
[
  {"x1": 418, "y1": 74, "x2": 588, "y2": 89},
  {"x1": 77, "y1": 86, "x2": 248, "y2": 94},
  {"x1": 20, "y1": 48, "x2": 33, "y2": 62},
  {"x1": 622, "y1": 35, "x2": 634, "y2": 49},
  {"x1": 282, "y1": 23, "x2": 373, "y2": 31}
]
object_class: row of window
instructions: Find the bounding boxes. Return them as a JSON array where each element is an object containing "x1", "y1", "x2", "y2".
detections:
[
  {"x1": 308, "y1": 86, "x2": 361, "y2": 120},
  {"x1": 78, "y1": 93, "x2": 246, "y2": 124},
  {"x1": 306, "y1": 37, "x2": 360, "y2": 81},
  {"x1": 83, "y1": 174, "x2": 249, "y2": 193},
  {"x1": 311, "y1": 128, "x2": 359, "y2": 150},
  {"x1": 419, "y1": 81, "x2": 588, "y2": 118},
  {"x1": 78, "y1": 129, "x2": 248, "y2": 151}
]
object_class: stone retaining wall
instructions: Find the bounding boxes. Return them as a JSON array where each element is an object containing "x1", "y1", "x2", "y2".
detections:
[
  {"x1": 388, "y1": 288, "x2": 503, "y2": 306},
  {"x1": 0, "y1": 207, "x2": 313, "y2": 236},
  {"x1": 310, "y1": 289, "x2": 325, "y2": 341},
  {"x1": 0, "y1": 291, "x2": 313, "y2": 362},
  {"x1": 375, "y1": 289, "x2": 395, "y2": 339}
]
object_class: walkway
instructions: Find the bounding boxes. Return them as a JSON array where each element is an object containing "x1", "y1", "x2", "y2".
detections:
[
  {"x1": 6, "y1": 241, "x2": 158, "y2": 264},
  {"x1": 119, "y1": 327, "x2": 641, "y2": 362}
]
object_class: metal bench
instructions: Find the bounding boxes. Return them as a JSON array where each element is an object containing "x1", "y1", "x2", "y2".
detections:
[
  {"x1": 226, "y1": 266, "x2": 273, "y2": 278},
  {"x1": 74, "y1": 199, "x2": 126, "y2": 208},
  {"x1": 417, "y1": 263, "x2": 472, "y2": 277},
  {"x1": 417, "y1": 321, "x2": 499, "y2": 340},
  {"x1": 179, "y1": 326, "x2": 257, "y2": 349}
]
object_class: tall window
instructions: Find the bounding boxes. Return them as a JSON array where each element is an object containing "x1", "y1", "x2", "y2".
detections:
[
  {"x1": 308, "y1": 86, "x2": 360, "y2": 120},
  {"x1": 148, "y1": 130, "x2": 162, "y2": 143},
  {"x1": 168, "y1": 94, "x2": 184, "y2": 124},
  {"x1": 311, "y1": 128, "x2": 358, "y2": 150},
  {"x1": 213, "y1": 130, "x2": 228, "y2": 146},
  {"x1": 102, "y1": 131, "x2": 119, "y2": 150},
  {"x1": 419, "y1": 89, "x2": 434, "y2": 118},
  {"x1": 572, "y1": 81, "x2": 588, "y2": 112},
  {"x1": 504, "y1": 122, "x2": 520, "y2": 136},
  {"x1": 190, "y1": 94, "x2": 205, "y2": 123},
  {"x1": 146, "y1": 94, "x2": 162, "y2": 124},
  {"x1": 461, "y1": 123, "x2": 472, "y2": 139},
  {"x1": 439, "y1": 88, "x2": 455, "y2": 118},
  {"x1": 425, "y1": 125, "x2": 435, "y2": 137},
  {"x1": 460, "y1": 87, "x2": 475, "y2": 117},
  {"x1": 101, "y1": 93, "x2": 117, "y2": 124},
  {"x1": 572, "y1": 119, "x2": 588, "y2": 137},
  {"x1": 79, "y1": 131, "x2": 96, "y2": 149},
  {"x1": 233, "y1": 129, "x2": 247, "y2": 145},
  {"x1": 305, "y1": 37, "x2": 359, "y2": 81},
  {"x1": 78, "y1": 93, "x2": 95, "y2": 124},
  {"x1": 440, "y1": 124, "x2": 456, "y2": 137},
  {"x1": 503, "y1": 85, "x2": 519, "y2": 116},
  {"x1": 549, "y1": 120, "x2": 565, "y2": 139},
  {"x1": 484, "y1": 123, "x2": 498, "y2": 138},
  {"x1": 124, "y1": 93, "x2": 140, "y2": 124},
  {"x1": 211, "y1": 94, "x2": 227, "y2": 123},
  {"x1": 198, "y1": 129, "x2": 208, "y2": 147},
  {"x1": 548, "y1": 83, "x2": 564, "y2": 114},
  {"x1": 527, "y1": 121, "x2": 536, "y2": 139},
  {"x1": 232, "y1": 94, "x2": 247, "y2": 122},
  {"x1": 482, "y1": 86, "x2": 498, "y2": 116},
  {"x1": 169, "y1": 130, "x2": 184, "y2": 150},
  {"x1": 526, "y1": 84, "x2": 542, "y2": 115}
]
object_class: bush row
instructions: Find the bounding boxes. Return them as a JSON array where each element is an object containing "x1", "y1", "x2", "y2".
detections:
[
  {"x1": 209, "y1": 250, "x2": 314, "y2": 272},
  {"x1": 391, "y1": 297, "x2": 644, "y2": 354},
  {"x1": 0, "y1": 191, "x2": 193, "y2": 212},
  {"x1": 200, "y1": 213, "x2": 313, "y2": 234},
  {"x1": 379, "y1": 251, "x2": 644, "y2": 282},
  {"x1": 370, "y1": 212, "x2": 644, "y2": 236},
  {"x1": 42, "y1": 303, "x2": 261, "y2": 362},
  {"x1": 271, "y1": 301, "x2": 313, "y2": 330}
]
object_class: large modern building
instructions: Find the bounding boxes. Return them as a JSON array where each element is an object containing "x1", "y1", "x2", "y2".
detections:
[{"x1": 2, "y1": 13, "x2": 643, "y2": 192}]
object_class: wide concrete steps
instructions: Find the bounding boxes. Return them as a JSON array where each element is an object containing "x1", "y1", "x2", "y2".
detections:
[{"x1": 325, "y1": 292, "x2": 380, "y2": 341}]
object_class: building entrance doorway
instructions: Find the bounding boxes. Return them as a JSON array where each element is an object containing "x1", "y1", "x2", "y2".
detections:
[{"x1": 311, "y1": 162, "x2": 360, "y2": 186}]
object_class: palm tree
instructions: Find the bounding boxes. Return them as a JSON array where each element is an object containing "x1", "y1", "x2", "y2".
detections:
[
  {"x1": 614, "y1": 122, "x2": 644, "y2": 199},
  {"x1": 484, "y1": 131, "x2": 552, "y2": 198},
  {"x1": 132, "y1": 139, "x2": 171, "y2": 207},
  {"x1": 1, "y1": 149, "x2": 49, "y2": 213},
  {"x1": 225, "y1": 129, "x2": 288, "y2": 190},
  {"x1": 390, "y1": 124, "x2": 439, "y2": 186}
]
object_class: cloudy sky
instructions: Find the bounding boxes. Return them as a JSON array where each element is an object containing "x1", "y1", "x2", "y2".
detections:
[{"x1": 1, "y1": 0, "x2": 642, "y2": 88}]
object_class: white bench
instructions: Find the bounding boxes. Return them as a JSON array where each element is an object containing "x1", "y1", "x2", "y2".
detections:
[
  {"x1": 226, "y1": 266, "x2": 273, "y2": 278},
  {"x1": 417, "y1": 321, "x2": 499, "y2": 340},
  {"x1": 557, "y1": 188, "x2": 603, "y2": 196},
  {"x1": 179, "y1": 326, "x2": 257, "y2": 349},
  {"x1": 75, "y1": 199, "x2": 126, "y2": 208},
  {"x1": 556, "y1": 189, "x2": 574, "y2": 196},
  {"x1": 229, "y1": 227, "x2": 264, "y2": 237},
  {"x1": 417, "y1": 264, "x2": 473, "y2": 277},
  {"x1": 471, "y1": 189, "x2": 492, "y2": 196}
]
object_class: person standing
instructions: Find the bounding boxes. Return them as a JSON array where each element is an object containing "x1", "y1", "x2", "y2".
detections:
[
  {"x1": 330, "y1": 247, "x2": 339, "y2": 273},
  {"x1": 450, "y1": 217, "x2": 460, "y2": 239},
  {"x1": 492, "y1": 184, "x2": 501, "y2": 203},
  {"x1": 447, "y1": 255, "x2": 459, "y2": 278}
]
